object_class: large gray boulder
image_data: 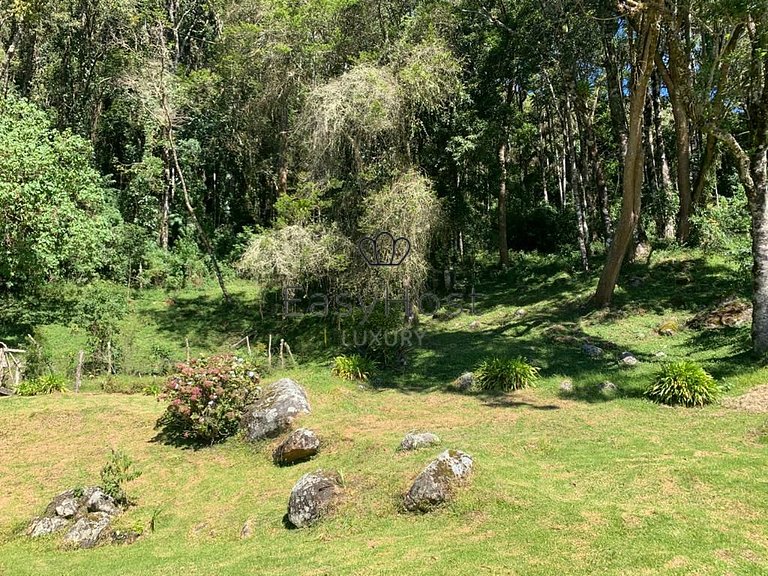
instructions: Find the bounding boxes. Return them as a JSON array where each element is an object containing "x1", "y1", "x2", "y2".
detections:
[
  {"x1": 397, "y1": 432, "x2": 441, "y2": 452},
  {"x1": 64, "y1": 513, "x2": 112, "y2": 549},
  {"x1": 242, "y1": 378, "x2": 311, "y2": 442},
  {"x1": 286, "y1": 470, "x2": 342, "y2": 528},
  {"x1": 403, "y1": 450, "x2": 473, "y2": 512},
  {"x1": 273, "y1": 428, "x2": 320, "y2": 466}
]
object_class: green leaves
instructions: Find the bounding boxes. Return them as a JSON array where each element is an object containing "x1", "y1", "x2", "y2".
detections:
[
  {"x1": 0, "y1": 97, "x2": 117, "y2": 290},
  {"x1": 475, "y1": 357, "x2": 540, "y2": 391},
  {"x1": 331, "y1": 354, "x2": 374, "y2": 381},
  {"x1": 646, "y1": 361, "x2": 721, "y2": 407}
]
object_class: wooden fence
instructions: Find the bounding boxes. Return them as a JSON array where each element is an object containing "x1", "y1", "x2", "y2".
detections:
[{"x1": 0, "y1": 342, "x2": 25, "y2": 388}]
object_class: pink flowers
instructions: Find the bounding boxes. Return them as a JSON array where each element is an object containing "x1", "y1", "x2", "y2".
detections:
[{"x1": 157, "y1": 354, "x2": 261, "y2": 444}]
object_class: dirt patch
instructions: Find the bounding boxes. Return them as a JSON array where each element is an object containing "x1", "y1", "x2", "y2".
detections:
[
  {"x1": 688, "y1": 297, "x2": 751, "y2": 330},
  {"x1": 722, "y1": 385, "x2": 768, "y2": 413}
]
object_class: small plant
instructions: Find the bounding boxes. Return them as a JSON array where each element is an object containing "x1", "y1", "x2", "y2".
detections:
[
  {"x1": 331, "y1": 354, "x2": 374, "y2": 381},
  {"x1": 475, "y1": 357, "x2": 539, "y2": 391},
  {"x1": 142, "y1": 381, "x2": 162, "y2": 396},
  {"x1": 646, "y1": 361, "x2": 721, "y2": 407},
  {"x1": 156, "y1": 354, "x2": 260, "y2": 444},
  {"x1": 100, "y1": 448, "x2": 142, "y2": 506},
  {"x1": 15, "y1": 374, "x2": 68, "y2": 396}
]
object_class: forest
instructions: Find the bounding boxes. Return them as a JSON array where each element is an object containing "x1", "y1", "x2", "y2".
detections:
[
  {"x1": 1, "y1": 0, "x2": 768, "y2": 574},
  {"x1": 0, "y1": 0, "x2": 765, "y2": 340}
]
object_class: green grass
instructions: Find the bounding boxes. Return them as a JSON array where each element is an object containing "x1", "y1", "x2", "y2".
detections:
[{"x1": 0, "y1": 247, "x2": 767, "y2": 574}]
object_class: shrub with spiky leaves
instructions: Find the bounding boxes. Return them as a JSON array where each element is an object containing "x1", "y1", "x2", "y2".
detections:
[
  {"x1": 332, "y1": 354, "x2": 374, "y2": 381},
  {"x1": 475, "y1": 357, "x2": 539, "y2": 391},
  {"x1": 15, "y1": 374, "x2": 68, "y2": 396},
  {"x1": 646, "y1": 361, "x2": 720, "y2": 407}
]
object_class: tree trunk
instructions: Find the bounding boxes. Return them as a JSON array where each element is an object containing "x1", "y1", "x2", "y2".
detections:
[
  {"x1": 564, "y1": 93, "x2": 590, "y2": 270},
  {"x1": 750, "y1": 150, "x2": 768, "y2": 353},
  {"x1": 498, "y1": 140, "x2": 509, "y2": 267},
  {"x1": 594, "y1": 8, "x2": 660, "y2": 307},
  {"x1": 651, "y1": 72, "x2": 675, "y2": 238}
]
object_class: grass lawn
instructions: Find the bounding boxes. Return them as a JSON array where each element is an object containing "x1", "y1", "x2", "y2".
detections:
[{"x1": 0, "y1": 248, "x2": 767, "y2": 575}]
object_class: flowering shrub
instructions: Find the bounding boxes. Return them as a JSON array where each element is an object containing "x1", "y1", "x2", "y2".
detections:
[{"x1": 156, "y1": 354, "x2": 260, "y2": 444}]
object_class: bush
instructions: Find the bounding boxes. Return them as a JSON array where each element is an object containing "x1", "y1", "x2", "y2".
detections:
[
  {"x1": 100, "y1": 448, "x2": 142, "y2": 506},
  {"x1": 341, "y1": 302, "x2": 412, "y2": 369},
  {"x1": 156, "y1": 354, "x2": 260, "y2": 444},
  {"x1": 332, "y1": 354, "x2": 374, "y2": 381},
  {"x1": 75, "y1": 281, "x2": 128, "y2": 374},
  {"x1": 646, "y1": 361, "x2": 721, "y2": 407},
  {"x1": 475, "y1": 357, "x2": 539, "y2": 391},
  {"x1": 15, "y1": 374, "x2": 68, "y2": 396}
]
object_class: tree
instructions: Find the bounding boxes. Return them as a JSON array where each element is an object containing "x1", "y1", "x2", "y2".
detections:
[
  {"x1": 0, "y1": 96, "x2": 117, "y2": 290},
  {"x1": 703, "y1": 4, "x2": 768, "y2": 353},
  {"x1": 594, "y1": 1, "x2": 661, "y2": 307}
]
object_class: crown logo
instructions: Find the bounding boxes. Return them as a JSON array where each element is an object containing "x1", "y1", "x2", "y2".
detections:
[{"x1": 358, "y1": 231, "x2": 411, "y2": 267}]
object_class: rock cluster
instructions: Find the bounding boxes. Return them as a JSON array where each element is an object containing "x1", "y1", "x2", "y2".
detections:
[{"x1": 28, "y1": 487, "x2": 128, "y2": 548}]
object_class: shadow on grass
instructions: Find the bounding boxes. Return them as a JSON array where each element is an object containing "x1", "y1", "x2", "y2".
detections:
[
  {"x1": 389, "y1": 249, "x2": 755, "y2": 397},
  {"x1": 479, "y1": 395, "x2": 561, "y2": 410}
]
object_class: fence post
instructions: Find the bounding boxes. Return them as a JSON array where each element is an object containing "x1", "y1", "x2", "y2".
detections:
[{"x1": 75, "y1": 350, "x2": 84, "y2": 393}]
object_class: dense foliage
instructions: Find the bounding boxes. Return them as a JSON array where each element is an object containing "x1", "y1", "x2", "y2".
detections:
[
  {"x1": 1, "y1": 0, "x2": 768, "y2": 351},
  {"x1": 157, "y1": 355, "x2": 261, "y2": 444},
  {"x1": 14, "y1": 374, "x2": 68, "y2": 396},
  {"x1": 0, "y1": 98, "x2": 116, "y2": 290}
]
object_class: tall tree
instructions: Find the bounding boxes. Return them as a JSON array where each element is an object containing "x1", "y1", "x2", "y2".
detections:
[
  {"x1": 704, "y1": 4, "x2": 768, "y2": 353},
  {"x1": 594, "y1": 0, "x2": 661, "y2": 307}
]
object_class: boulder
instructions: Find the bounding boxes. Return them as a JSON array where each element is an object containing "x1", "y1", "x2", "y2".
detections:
[
  {"x1": 83, "y1": 487, "x2": 119, "y2": 516},
  {"x1": 286, "y1": 470, "x2": 343, "y2": 528},
  {"x1": 54, "y1": 497, "x2": 79, "y2": 519},
  {"x1": 403, "y1": 449, "x2": 473, "y2": 512},
  {"x1": 64, "y1": 513, "x2": 112, "y2": 549},
  {"x1": 273, "y1": 429, "x2": 320, "y2": 466},
  {"x1": 600, "y1": 381, "x2": 618, "y2": 395},
  {"x1": 618, "y1": 352, "x2": 639, "y2": 367},
  {"x1": 242, "y1": 378, "x2": 311, "y2": 442},
  {"x1": 582, "y1": 343, "x2": 604, "y2": 358},
  {"x1": 398, "y1": 432, "x2": 441, "y2": 452},
  {"x1": 29, "y1": 516, "x2": 69, "y2": 537},
  {"x1": 451, "y1": 372, "x2": 475, "y2": 392},
  {"x1": 0, "y1": 386, "x2": 14, "y2": 397}
]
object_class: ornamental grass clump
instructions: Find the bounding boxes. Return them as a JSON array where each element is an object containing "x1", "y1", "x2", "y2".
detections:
[
  {"x1": 475, "y1": 357, "x2": 539, "y2": 391},
  {"x1": 156, "y1": 354, "x2": 260, "y2": 445},
  {"x1": 646, "y1": 360, "x2": 720, "y2": 407},
  {"x1": 332, "y1": 354, "x2": 374, "y2": 381}
]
